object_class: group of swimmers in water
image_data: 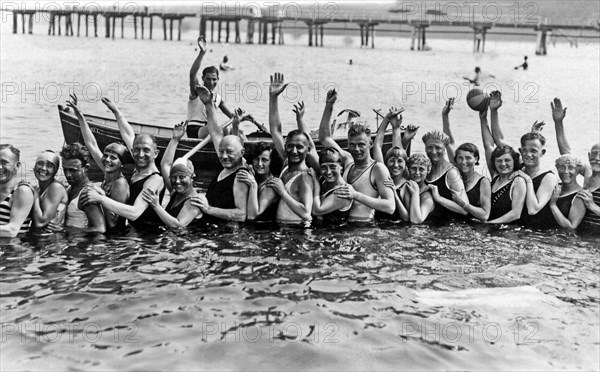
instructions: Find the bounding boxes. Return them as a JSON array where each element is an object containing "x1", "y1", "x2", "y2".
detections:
[{"x1": 1, "y1": 38, "x2": 599, "y2": 238}]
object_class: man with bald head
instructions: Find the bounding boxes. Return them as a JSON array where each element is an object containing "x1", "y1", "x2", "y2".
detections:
[
  {"x1": 83, "y1": 99, "x2": 165, "y2": 229},
  {"x1": 190, "y1": 87, "x2": 248, "y2": 222}
]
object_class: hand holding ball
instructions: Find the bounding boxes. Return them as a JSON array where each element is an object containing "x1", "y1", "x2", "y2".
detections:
[{"x1": 466, "y1": 89, "x2": 489, "y2": 112}]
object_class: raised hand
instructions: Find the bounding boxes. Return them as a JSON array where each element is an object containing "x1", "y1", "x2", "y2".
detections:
[
  {"x1": 101, "y1": 97, "x2": 119, "y2": 113},
  {"x1": 172, "y1": 121, "x2": 188, "y2": 140},
  {"x1": 551, "y1": 98, "x2": 567, "y2": 122},
  {"x1": 197, "y1": 35, "x2": 207, "y2": 53},
  {"x1": 404, "y1": 124, "x2": 420, "y2": 140},
  {"x1": 66, "y1": 93, "x2": 83, "y2": 118},
  {"x1": 196, "y1": 86, "x2": 213, "y2": 105},
  {"x1": 292, "y1": 101, "x2": 305, "y2": 119},
  {"x1": 531, "y1": 120, "x2": 546, "y2": 133},
  {"x1": 489, "y1": 90, "x2": 502, "y2": 110},
  {"x1": 442, "y1": 98, "x2": 454, "y2": 116},
  {"x1": 141, "y1": 187, "x2": 160, "y2": 207},
  {"x1": 325, "y1": 89, "x2": 337, "y2": 105},
  {"x1": 269, "y1": 72, "x2": 288, "y2": 97}
]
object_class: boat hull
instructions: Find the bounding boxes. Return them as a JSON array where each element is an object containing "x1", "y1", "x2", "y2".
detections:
[{"x1": 58, "y1": 105, "x2": 401, "y2": 187}]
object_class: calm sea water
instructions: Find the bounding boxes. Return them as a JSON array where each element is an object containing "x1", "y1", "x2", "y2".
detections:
[{"x1": 1, "y1": 17, "x2": 599, "y2": 371}]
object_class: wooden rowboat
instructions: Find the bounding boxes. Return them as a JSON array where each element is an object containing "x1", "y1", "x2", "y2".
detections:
[{"x1": 58, "y1": 105, "x2": 401, "y2": 186}]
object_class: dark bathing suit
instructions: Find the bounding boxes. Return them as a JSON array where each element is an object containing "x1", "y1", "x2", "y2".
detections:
[
  {"x1": 465, "y1": 177, "x2": 483, "y2": 219},
  {"x1": 128, "y1": 172, "x2": 165, "y2": 230},
  {"x1": 202, "y1": 168, "x2": 244, "y2": 224},
  {"x1": 489, "y1": 176, "x2": 516, "y2": 221},
  {"x1": 579, "y1": 188, "x2": 600, "y2": 234},
  {"x1": 520, "y1": 171, "x2": 556, "y2": 229},
  {"x1": 319, "y1": 184, "x2": 351, "y2": 226},
  {"x1": 165, "y1": 194, "x2": 193, "y2": 218},
  {"x1": 426, "y1": 168, "x2": 461, "y2": 222}
]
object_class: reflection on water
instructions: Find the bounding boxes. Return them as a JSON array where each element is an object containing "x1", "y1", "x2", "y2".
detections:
[{"x1": 1, "y1": 223, "x2": 598, "y2": 370}]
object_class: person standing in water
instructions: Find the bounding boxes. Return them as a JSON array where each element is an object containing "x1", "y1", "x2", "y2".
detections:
[{"x1": 515, "y1": 56, "x2": 528, "y2": 70}]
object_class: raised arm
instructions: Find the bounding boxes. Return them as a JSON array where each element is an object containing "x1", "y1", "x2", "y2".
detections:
[
  {"x1": 67, "y1": 94, "x2": 103, "y2": 169},
  {"x1": 293, "y1": 101, "x2": 319, "y2": 171},
  {"x1": 161, "y1": 121, "x2": 187, "y2": 192},
  {"x1": 196, "y1": 86, "x2": 223, "y2": 151},
  {"x1": 551, "y1": 98, "x2": 571, "y2": 154},
  {"x1": 488, "y1": 91, "x2": 508, "y2": 149},
  {"x1": 101, "y1": 97, "x2": 135, "y2": 153},
  {"x1": 318, "y1": 89, "x2": 352, "y2": 165},
  {"x1": 373, "y1": 116, "x2": 389, "y2": 163},
  {"x1": 479, "y1": 109, "x2": 495, "y2": 176},
  {"x1": 189, "y1": 36, "x2": 207, "y2": 99},
  {"x1": 268, "y1": 72, "x2": 289, "y2": 162},
  {"x1": 441, "y1": 98, "x2": 456, "y2": 164}
]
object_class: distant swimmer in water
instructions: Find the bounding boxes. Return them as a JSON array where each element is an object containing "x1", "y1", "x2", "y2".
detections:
[
  {"x1": 515, "y1": 56, "x2": 528, "y2": 70},
  {"x1": 349, "y1": 59, "x2": 353, "y2": 65},
  {"x1": 219, "y1": 55, "x2": 235, "y2": 71},
  {"x1": 463, "y1": 67, "x2": 495, "y2": 86}
]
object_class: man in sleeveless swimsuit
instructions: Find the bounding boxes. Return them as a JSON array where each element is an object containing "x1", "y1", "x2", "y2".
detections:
[
  {"x1": 190, "y1": 87, "x2": 249, "y2": 222},
  {"x1": 0, "y1": 144, "x2": 34, "y2": 237},
  {"x1": 83, "y1": 100, "x2": 165, "y2": 230},
  {"x1": 187, "y1": 36, "x2": 233, "y2": 139},
  {"x1": 318, "y1": 89, "x2": 395, "y2": 222},
  {"x1": 266, "y1": 73, "x2": 313, "y2": 226},
  {"x1": 60, "y1": 143, "x2": 106, "y2": 232},
  {"x1": 515, "y1": 132, "x2": 559, "y2": 228}
]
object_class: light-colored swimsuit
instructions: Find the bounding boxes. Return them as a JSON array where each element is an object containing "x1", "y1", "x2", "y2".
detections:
[
  {"x1": 65, "y1": 189, "x2": 88, "y2": 228},
  {"x1": 276, "y1": 168, "x2": 309, "y2": 226},
  {"x1": 343, "y1": 162, "x2": 378, "y2": 222}
]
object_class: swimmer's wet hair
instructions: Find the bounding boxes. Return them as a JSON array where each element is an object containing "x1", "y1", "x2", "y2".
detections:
[
  {"x1": 348, "y1": 123, "x2": 371, "y2": 138},
  {"x1": 407, "y1": 153, "x2": 431, "y2": 169},
  {"x1": 247, "y1": 142, "x2": 274, "y2": 162},
  {"x1": 555, "y1": 154, "x2": 582, "y2": 168},
  {"x1": 422, "y1": 130, "x2": 450, "y2": 146},
  {"x1": 0, "y1": 144, "x2": 21, "y2": 161},
  {"x1": 455, "y1": 143, "x2": 480, "y2": 165},
  {"x1": 385, "y1": 146, "x2": 408, "y2": 162},
  {"x1": 520, "y1": 132, "x2": 546, "y2": 147},
  {"x1": 60, "y1": 142, "x2": 90, "y2": 167}
]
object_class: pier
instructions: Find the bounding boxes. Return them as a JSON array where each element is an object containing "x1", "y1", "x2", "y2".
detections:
[{"x1": 6, "y1": 5, "x2": 600, "y2": 55}]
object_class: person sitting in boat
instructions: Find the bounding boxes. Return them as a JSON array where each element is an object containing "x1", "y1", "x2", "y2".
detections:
[
  {"x1": 60, "y1": 143, "x2": 106, "y2": 233},
  {"x1": 67, "y1": 94, "x2": 129, "y2": 231},
  {"x1": 0, "y1": 144, "x2": 34, "y2": 237},
  {"x1": 372, "y1": 107, "x2": 418, "y2": 222},
  {"x1": 82, "y1": 98, "x2": 165, "y2": 231},
  {"x1": 402, "y1": 153, "x2": 435, "y2": 224},
  {"x1": 478, "y1": 95, "x2": 527, "y2": 224},
  {"x1": 219, "y1": 55, "x2": 235, "y2": 71},
  {"x1": 551, "y1": 97, "x2": 600, "y2": 233},
  {"x1": 441, "y1": 97, "x2": 491, "y2": 222},
  {"x1": 142, "y1": 121, "x2": 201, "y2": 228},
  {"x1": 318, "y1": 89, "x2": 395, "y2": 223},
  {"x1": 310, "y1": 147, "x2": 353, "y2": 226},
  {"x1": 29, "y1": 150, "x2": 68, "y2": 231},
  {"x1": 190, "y1": 87, "x2": 249, "y2": 223},
  {"x1": 237, "y1": 142, "x2": 280, "y2": 224},
  {"x1": 186, "y1": 36, "x2": 234, "y2": 139},
  {"x1": 548, "y1": 154, "x2": 586, "y2": 230},
  {"x1": 266, "y1": 73, "x2": 314, "y2": 227}
]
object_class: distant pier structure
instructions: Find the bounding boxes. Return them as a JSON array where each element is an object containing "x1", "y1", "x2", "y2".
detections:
[{"x1": 6, "y1": 4, "x2": 600, "y2": 55}]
